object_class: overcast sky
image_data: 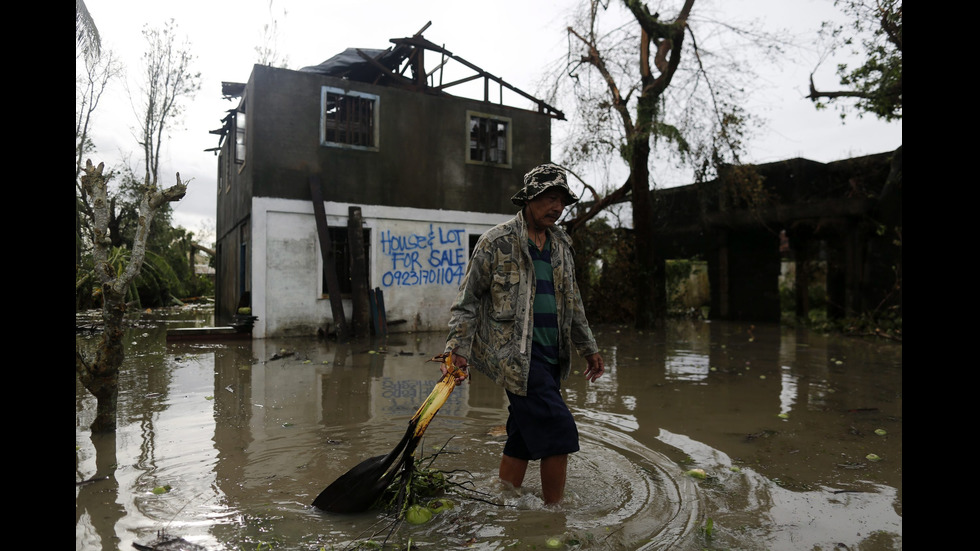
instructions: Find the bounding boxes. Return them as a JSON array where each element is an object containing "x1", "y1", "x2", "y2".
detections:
[{"x1": 80, "y1": 0, "x2": 902, "y2": 243}]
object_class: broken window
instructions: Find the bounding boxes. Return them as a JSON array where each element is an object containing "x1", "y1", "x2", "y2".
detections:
[
  {"x1": 218, "y1": 153, "x2": 229, "y2": 193},
  {"x1": 235, "y1": 110, "x2": 246, "y2": 164},
  {"x1": 321, "y1": 87, "x2": 379, "y2": 150},
  {"x1": 468, "y1": 111, "x2": 511, "y2": 167}
]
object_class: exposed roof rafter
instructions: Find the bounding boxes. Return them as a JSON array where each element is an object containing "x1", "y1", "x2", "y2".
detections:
[{"x1": 300, "y1": 23, "x2": 564, "y2": 120}]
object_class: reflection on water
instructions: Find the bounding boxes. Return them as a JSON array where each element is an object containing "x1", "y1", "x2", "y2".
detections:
[{"x1": 76, "y1": 316, "x2": 901, "y2": 550}]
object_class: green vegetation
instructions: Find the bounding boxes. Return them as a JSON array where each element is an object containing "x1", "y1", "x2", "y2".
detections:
[
  {"x1": 573, "y1": 219, "x2": 638, "y2": 324},
  {"x1": 573, "y1": 218, "x2": 710, "y2": 322},
  {"x1": 779, "y1": 259, "x2": 901, "y2": 340},
  {"x1": 809, "y1": 0, "x2": 902, "y2": 121},
  {"x1": 76, "y1": 168, "x2": 213, "y2": 311}
]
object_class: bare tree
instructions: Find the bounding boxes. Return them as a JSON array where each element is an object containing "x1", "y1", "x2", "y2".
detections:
[
  {"x1": 76, "y1": 48, "x2": 122, "y2": 265},
  {"x1": 134, "y1": 19, "x2": 201, "y2": 188},
  {"x1": 255, "y1": 1, "x2": 290, "y2": 68},
  {"x1": 76, "y1": 51, "x2": 121, "y2": 177},
  {"x1": 552, "y1": 0, "x2": 778, "y2": 328},
  {"x1": 76, "y1": 160, "x2": 186, "y2": 433}
]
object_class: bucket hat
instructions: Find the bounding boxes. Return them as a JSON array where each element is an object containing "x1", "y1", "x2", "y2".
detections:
[{"x1": 511, "y1": 163, "x2": 580, "y2": 207}]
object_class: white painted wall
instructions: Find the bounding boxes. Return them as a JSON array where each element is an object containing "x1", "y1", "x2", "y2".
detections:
[{"x1": 251, "y1": 196, "x2": 512, "y2": 339}]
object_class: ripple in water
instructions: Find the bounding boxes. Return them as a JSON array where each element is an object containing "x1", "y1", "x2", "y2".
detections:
[{"x1": 373, "y1": 416, "x2": 702, "y2": 550}]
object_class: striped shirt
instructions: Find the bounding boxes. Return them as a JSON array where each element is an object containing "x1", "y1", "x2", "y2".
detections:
[{"x1": 528, "y1": 237, "x2": 559, "y2": 365}]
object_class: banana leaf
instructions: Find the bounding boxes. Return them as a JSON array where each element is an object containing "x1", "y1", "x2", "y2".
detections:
[{"x1": 312, "y1": 351, "x2": 465, "y2": 513}]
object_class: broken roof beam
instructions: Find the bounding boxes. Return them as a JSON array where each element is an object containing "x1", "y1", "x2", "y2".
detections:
[
  {"x1": 355, "y1": 48, "x2": 417, "y2": 88},
  {"x1": 435, "y1": 73, "x2": 482, "y2": 91},
  {"x1": 456, "y1": 59, "x2": 564, "y2": 120},
  {"x1": 451, "y1": 59, "x2": 564, "y2": 119},
  {"x1": 389, "y1": 36, "x2": 564, "y2": 120}
]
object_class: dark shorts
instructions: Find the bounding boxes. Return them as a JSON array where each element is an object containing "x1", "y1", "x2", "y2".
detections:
[{"x1": 503, "y1": 357, "x2": 579, "y2": 461}]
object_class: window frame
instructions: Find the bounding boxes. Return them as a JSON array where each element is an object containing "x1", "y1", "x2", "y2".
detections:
[
  {"x1": 234, "y1": 110, "x2": 246, "y2": 165},
  {"x1": 320, "y1": 86, "x2": 380, "y2": 152},
  {"x1": 218, "y1": 152, "x2": 230, "y2": 194},
  {"x1": 466, "y1": 110, "x2": 512, "y2": 168}
]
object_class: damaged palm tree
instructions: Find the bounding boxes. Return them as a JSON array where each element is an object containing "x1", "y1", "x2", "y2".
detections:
[{"x1": 312, "y1": 350, "x2": 466, "y2": 514}]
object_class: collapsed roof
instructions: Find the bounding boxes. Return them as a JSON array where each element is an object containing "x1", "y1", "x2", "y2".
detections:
[
  {"x1": 296, "y1": 22, "x2": 562, "y2": 119},
  {"x1": 300, "y1": 47, "x2": 399, "y2": 80},
  {"x1": 209, "y1": 23, "x2": 563, "y2": 151}
]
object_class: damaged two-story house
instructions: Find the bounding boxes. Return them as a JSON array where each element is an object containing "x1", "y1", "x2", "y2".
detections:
[{"x1": 210, "y1": 25, "x2": 564, "y2": 339}]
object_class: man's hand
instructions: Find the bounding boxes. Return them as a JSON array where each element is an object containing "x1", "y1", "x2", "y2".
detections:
[
  {"x1": 584, "y1": 353, "x2": 605, "y2": 383},
  {"x1": 438, "y1": 350, "x2": 469, "y2": 385}
]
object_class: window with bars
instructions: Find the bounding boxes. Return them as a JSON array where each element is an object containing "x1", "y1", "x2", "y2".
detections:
[
  {"x1": 321, "y1": 87, "x2": 379, "y2": 150},
  {"x1": 468, "y1": 111, "x2": 511, "y2": 167}
]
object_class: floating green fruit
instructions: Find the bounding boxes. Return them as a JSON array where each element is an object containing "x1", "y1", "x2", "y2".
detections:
[
  {"x1": 777, "y1": 413, "x2": 788, "y2": 419},
  {"x1": 546, "y1": 537, "x2": 563, "y2": 548},
  {"x1": 405, "y1": 504, "x2": 433, "y2": 524},
  {"x1": 866, "y1": 453, "x2": 881, "y2": 462},
  {"x1": 427, "y1": 498, "x2": 454, "y2": 513},
  {"x1": 152, "y1": 485, "x2": 172, "y2": 494},
  {"x1": 874, "y1": 429, "x2": 887, "y2": 436},
  {"x1": 685, "y1": 468, "x2": 707, "y2": 479}
]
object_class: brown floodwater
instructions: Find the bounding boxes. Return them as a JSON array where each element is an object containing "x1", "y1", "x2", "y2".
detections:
[{"x1": 76, "y1": 309, "x2": 902, "y2": 550}]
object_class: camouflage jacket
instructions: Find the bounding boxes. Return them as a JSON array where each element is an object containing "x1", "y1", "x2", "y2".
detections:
[{"x1": 445, "y1": 210, "x2": 599, "y2": 396}]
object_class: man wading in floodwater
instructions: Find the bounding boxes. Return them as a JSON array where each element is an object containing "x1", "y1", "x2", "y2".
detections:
[{"x1": 441, "y1": 163, "x2": 605, "y2": 505}]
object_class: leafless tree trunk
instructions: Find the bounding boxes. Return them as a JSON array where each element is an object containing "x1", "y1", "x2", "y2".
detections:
[
  {"x1": 76, "y1": 161, "x2": 186, "y2": 433},
  {"x1": 135, "y1": 19, "x2": 201, "y2": 188},
  {"x1": 626, "y1": 1, "x2": 691, "y2": 328}
]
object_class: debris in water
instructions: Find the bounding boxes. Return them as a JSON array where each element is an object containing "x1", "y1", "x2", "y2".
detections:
[
  {"x1": 133, "y1": 530, "x2": 206, "y2": 551},
  {"x1": 685, "y1": 468, "x2": 707, "y2": 479}
]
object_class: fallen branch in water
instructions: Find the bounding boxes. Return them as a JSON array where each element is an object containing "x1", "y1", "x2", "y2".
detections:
[
  {"x1": 337, "y1": 437, "x2": 513, "y2": 550},
  {"x1": 75, "y1": 475, "x2": 109, "y2": 486}
]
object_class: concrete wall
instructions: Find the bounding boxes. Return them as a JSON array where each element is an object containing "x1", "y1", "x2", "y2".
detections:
[
  {"x1": 250, "y1": 196, "x2": 513, "y2": 338},
  {"x1": 245, "y1": 65, "x2": 551, "y2": 214}
]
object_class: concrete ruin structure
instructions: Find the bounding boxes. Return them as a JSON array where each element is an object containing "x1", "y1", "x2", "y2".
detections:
[{"x1": 652, "y1": 148, "x2": 902, "y2": 323}]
